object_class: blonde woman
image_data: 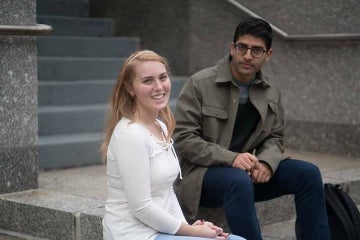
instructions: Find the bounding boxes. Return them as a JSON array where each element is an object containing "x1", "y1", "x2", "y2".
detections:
[{"x1": 101, "y1": 50, "x2": 245, "y2": 240}]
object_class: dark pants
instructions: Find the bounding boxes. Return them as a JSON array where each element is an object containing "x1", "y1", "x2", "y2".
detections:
[{"x1": 200, "y1": 159, "x2": 330, "y2": 240}]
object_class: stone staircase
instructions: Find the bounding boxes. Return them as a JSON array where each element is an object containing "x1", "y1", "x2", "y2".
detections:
[
  {"x1": 36, "y1": 0, "x2": 187, "y2": 170},
  {"x1": 35, "y1": 0, "x2": 142, "y2": 170},
  {"x1": 36, "y1": 0, "x2": 138, "y2": 169}
]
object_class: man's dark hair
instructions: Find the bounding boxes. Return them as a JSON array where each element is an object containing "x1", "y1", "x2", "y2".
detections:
[{"x1": 233, "y1": 17, "x2": 273, "y2": 50}]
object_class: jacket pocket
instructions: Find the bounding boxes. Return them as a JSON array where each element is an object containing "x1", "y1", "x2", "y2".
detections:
[
  {"x1": 259, "y1": 100, "x2": 279, "y2": 136},
  {"x1": 268, "y1": 100, "x2": 278, "y2": 115},
  {"x1": 201, "y1": 106, "x2": 228, "y2": 142}
]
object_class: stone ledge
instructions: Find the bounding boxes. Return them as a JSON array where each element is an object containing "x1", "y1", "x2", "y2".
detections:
[
  {"x1": 1, "y1": 168, "x2": 359, "y2": 239},
  {"x1": 0, "y1": 189, "x2": 104, "y2": 240},
  {"x1": 285, "y1": 120, "x2": 360, "y2": 157}
]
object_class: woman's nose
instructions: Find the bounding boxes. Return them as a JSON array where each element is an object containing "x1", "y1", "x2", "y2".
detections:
[{"x1": 153, "y1": 79, "x2": 163, "y2": 89}]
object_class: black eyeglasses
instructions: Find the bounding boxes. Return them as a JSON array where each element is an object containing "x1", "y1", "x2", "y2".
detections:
[{"x1": 234, "y1": 43, "x2": 266, "y2": 58}]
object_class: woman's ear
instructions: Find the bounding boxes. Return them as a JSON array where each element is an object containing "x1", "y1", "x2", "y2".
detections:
[{"x1": 125, "y1": 83, "x2": 135, "y2": 97}]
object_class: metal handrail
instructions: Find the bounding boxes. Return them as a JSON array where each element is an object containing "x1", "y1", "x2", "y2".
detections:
[
  {"x1": 0, "y1": 24, "x2": 52, "y2": 36},
  {"x1": 226, "y1": 0, "x2": 360, "y2": 41}
]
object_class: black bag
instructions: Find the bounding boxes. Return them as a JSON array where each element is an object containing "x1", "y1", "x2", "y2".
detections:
[{"x1": 325, "y1": 183, "x2": 360, "y2": 240}]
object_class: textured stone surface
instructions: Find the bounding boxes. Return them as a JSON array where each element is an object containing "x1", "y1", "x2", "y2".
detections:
[
  {"x1": 0, "y1": 147, "x2": 38, "y2": 194},
  {"x1": 0, "y1": 195, "x2": 75, "y2": 239},
  {"x1": 90, "y1": 0, "x2": 190, "y2": 75},
  {"x1": 0, "y1": 233, "x2": 26, "y2": 240},
  {"x1": 0, "y1": 0, "x2": 38, "y2": 194},
  {"x1": 0, "y1": 0, "x2": 36, "y2": 25},
  {"x1": 265, "y1": 38, "x2": 360, "y2": 125},
  {"x1": 232, "y1": 0, "x2": 360, "y2": 34},
  {"x1": 38, "y1": 164, "x2": 107, "y2": 200},
  {"x1": 80, "y1": 213, "x2": 103, "y2": 240},
  {"x1": 285, "y1": 120, "x2": 360, "y2": 157},
  {"x1": 0, "y1": 37, "x2": 38, "y2": 148},
  {"x1": 0, "y1": 189, "x2": 104, "y2": 240},
  {"x1": 261, "y1": 218, "x2": 296, "y2": 240},
  {"x1": 265, "y1": 38, "x2": 360, "y2": 156}
]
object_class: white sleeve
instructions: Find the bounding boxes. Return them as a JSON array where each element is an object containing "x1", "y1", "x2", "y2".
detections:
[
  {"x1": 111, "y1": 126, "x2": 182, "y2": 234},
  {"x1": 168, "y1": 188, "x2": 188, "y2": 224}
]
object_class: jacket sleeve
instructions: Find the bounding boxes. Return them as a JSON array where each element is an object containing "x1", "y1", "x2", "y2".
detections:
[
  {"x1": 173, "y1": 77, "x2": 237, "y2": 167},
  {"x1": 255, "y1": 91, "x2": 288, "y2": 173}
]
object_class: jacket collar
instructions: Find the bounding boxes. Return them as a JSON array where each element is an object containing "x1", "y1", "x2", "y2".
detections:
[{"x1": 215, "y1": 55, "x2": 271, "y2": 88}]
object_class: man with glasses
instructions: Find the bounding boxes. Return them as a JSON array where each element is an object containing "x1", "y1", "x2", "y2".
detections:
[{"x1": 173, "y1": 17, "x2": 330, "y2": 240}]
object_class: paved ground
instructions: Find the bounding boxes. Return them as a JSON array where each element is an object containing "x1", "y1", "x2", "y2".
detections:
[
  {"x1": 1, "y1": 149, "x2": 359, "y2": 240},
  {"x1": 36, "y1": 149, "x2": 360, "y2": 200}
]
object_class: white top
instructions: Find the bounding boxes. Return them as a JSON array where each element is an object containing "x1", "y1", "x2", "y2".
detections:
[{"x1": 103, "y1": 117, "x2": 186, "y2": 240}]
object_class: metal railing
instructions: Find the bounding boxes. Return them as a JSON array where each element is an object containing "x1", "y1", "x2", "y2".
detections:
[
  {"x1": 226, "y1": 0, "x2": 360, "y2": 41},
  {"x1": 0, "y1": 24, "x2": 52, "y2": 36}
]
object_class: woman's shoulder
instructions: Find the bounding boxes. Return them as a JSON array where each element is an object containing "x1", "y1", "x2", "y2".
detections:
[{"x1": 113, "y1": 117, "x2": 149, "y2": 140}]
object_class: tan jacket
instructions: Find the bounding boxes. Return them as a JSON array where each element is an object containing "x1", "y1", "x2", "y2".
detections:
[{"x1": 173, "y1": 56, "x2": 288, "y2": 220}]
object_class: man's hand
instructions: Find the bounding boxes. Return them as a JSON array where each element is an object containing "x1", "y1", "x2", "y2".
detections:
[
  {"x1": 232, "y1": 153, "x2": 259, "y2": 173},
  {"x1": 250, "y1": 161, "x2": 272, "y2": 183}
]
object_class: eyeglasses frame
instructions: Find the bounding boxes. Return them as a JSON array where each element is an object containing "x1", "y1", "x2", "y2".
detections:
[{"x1": 233, "y1": 43, "x2": 267, "y2": 58}]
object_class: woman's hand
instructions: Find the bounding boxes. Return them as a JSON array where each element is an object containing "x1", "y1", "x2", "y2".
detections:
[
  {"x1": 216, "y1": 232, "x2": 230, "y2": 240},
  {"x1": 192, "y1": 220, "x2": 229, "y2": 239}
]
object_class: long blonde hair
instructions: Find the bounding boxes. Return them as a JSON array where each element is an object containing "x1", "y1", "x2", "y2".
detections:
[{"x1": 100, "y1": 50, "x2": 176, "y2": 160}]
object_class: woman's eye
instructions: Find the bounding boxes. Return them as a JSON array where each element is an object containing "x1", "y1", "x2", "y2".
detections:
[
  {"x1": 160, "y1": 75, "x2": 168, "y2": 81},
  {"x1": 143, "y1": 79, "x2": 152, "y2": 84}
]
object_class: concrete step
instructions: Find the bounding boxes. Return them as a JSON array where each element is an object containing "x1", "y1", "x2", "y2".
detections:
[
  {"x1": 0, "y1": 150, "x2": 359, "y2": 239},
  {"x1": 36, "y1": 77, "x2": 187, "y2": 169},
  {"x1": 38, "y1": 80, "x2": 114, "y2": 106},
  {"x1": 37, "y1": 0, "x2": 89, "y2": 17},
  {"x1": 37, "y1": 36, "x2": 140, "y2": 57},
  {"x1": 37, "y1": 77, "x2": 187, "y2": 134},
  {"x1": 39, "y1": 132, "x2": 103, "y2": 169},
  {"x1": 38, "y1": 104, "x2": 106, "y2": 135},
  {"x1": 38, "y1": 57, "x2": 124, "y2": 81},
  {"x1": 37, "y1": 15, "x2": 113, "y2": 37},
  {"x1": 38, "y1": 77, "x2": 187, "y2": 106},
  {"x1": 261, "y1": 218, "x2": 296, "y2": 240},
  {"x1": 0, "y1": 189, "x2": 103, "y2": 240}
]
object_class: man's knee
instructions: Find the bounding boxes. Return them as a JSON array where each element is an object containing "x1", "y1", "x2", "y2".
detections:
[
  {"x1": 225, "y1": 170, "x2": 254, "y2": 196},
  {"x1": 287, "y1": 159, "x2": 323, "y2": 190},
  {"x1": 300, "y1": 161, "x2": 322, "y2": 181}
]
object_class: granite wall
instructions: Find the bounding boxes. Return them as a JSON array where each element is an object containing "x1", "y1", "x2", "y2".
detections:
[
  {"x1": 265, "y1": 37, "x2": 360, "y2": 156},
  {"x1": 0, "y1": 0, "x2": 38, "y2": 193},
  {"x1": 232, "y1": 0, "x2": 360, "y2": 34},
  {"x1": 89, "y1": 0, "x2": 190, "y2": 75},
  {"x1": 89, "y1": 0, "x2": 360, "y2": 157}
]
